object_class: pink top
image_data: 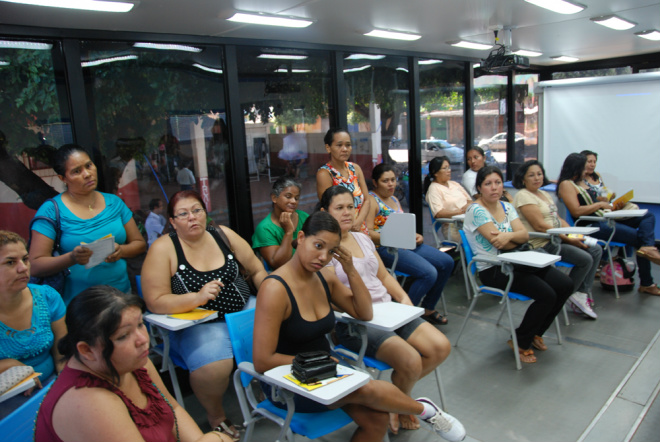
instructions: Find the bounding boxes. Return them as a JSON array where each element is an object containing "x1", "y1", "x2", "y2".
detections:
[
  {"x1": 35, "y1": 365, "x2": 176, "y2": 442},
  {"x1": 426, "y1": 181, "x2": 472, "y2": 216},
  {"x1": 329, "y1": 232, "x2": 391, "y2": 304}
]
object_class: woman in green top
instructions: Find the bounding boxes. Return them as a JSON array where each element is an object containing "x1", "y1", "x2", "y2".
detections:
[{"x1": 252, "y1": 176, "x2": 309, "y2": 270}]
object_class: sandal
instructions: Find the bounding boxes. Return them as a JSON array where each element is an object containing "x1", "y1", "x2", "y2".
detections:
[
  {"x1": 214, "y1": 419, "x2": 241, "y2": 442},
  {"x1": 507, "y1": 340, "x2": 537, "y2": 363},
  {"x1": 532, "y1": 336, "x2": 548, "y2": 351},
  {"x1": 639, "y1": 284, "x2": 660, "y2": 296},
  {"x1": 422, "y1": 311, "x2": 448, "y2": 325},
  {"x1": 636, "y1": 247, "x2": 660, "y2": 266}
]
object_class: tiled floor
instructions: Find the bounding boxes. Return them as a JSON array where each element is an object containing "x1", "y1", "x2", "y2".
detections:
[{"x1": 160, "y1": 263, "x2": 660, "y2": 442}]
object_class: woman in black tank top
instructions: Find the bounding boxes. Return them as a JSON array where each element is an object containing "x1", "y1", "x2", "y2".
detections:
[{"x1": 253, "y1": 211, "x2": 466, "y2": 442}]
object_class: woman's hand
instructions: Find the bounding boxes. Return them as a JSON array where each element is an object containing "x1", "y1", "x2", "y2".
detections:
[
  {"x1": 279, "y1": 212, "x2": 295, "y2": 235},
  {"x1": 415, "y1": 233, "x2": 424, "y2": 246},
  {"x1": 350, "y1": 219, "x2": 363, "y2": 232},
  {"x1": 196, "y1": 280, "x2": 224, "y2": 306},
  {"x1": 565, "y1": 236, "x2": 588, "y2": 250},
  {"x1": 332, "y1": 245, "x2": 355, "y2": 273},
  {"x1": 490, "y1": 231, "x2": 514, "y2": 249},
  {"x1": 70, "y1": 245, "x2": 93, "y2": 265},
  {"x1": 104, "y1": 243, "x2": 123, "y2": 263},
  {"x1": 24, "y1": 376, "x2": 43, "y2": 396},
  {"x1": 599, "y1": 201, "x2": 614, "y2": 211}
]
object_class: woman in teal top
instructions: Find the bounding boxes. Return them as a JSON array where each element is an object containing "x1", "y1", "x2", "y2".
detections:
[
  {"x1": 0, "y1": 231, "x2": 66, "y2": 418},
  {"x1": 252, "y1": 176, "x2": 308, "y2": 270},
  {"x1": 29, "y1": 144, "x2": 146, "y2": 305}
]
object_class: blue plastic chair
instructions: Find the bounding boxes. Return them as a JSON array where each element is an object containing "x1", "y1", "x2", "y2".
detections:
[
  {"x1": 225, "y1": 308, "x2": 353, "y2": 442},
  {"x1": 454, "y1": 230, "x2": 562, "y2": 370},
  {"x1": 563, "y1": 207, "x2": 627, "y2": 298},
  {"x1": 0, "y1": 380, "x2": 54, "y2": 442},
  {"x1": 136, "y1": 275, "x2": 189, "y2": 408}
]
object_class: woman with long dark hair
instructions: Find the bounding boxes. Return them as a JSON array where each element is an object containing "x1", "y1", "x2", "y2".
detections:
[{"x1": 557, "y1": 153, "x2": 660, "y2": 296}]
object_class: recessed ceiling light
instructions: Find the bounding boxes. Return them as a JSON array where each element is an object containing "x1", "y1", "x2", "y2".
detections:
[
  {"x1": 227, "y1": 12, "x2": 313, "y2": 28},
  {"x1": 364, "y1": 29, "x2": 421, "y2": 41},
  {"x1": 551, "y1": 55, "x2": 579, "y2": 62},
  {"x1": 512, "y1": 49, "x2": 542, "y2": 57},
  {"x1": 0, "y1": 40, "x2": 52, "y2": 50},
  {"x1": 81, "y1": 55, "x2": 137, "y2": 67},
  {"x1": 473, "y1": 63, "x2": 481, "y2": 68},
  {"x1": 0, "y1": 61, "x2": 9, "y2": 66},
  {"x1": 635, "y1": 30, "x2": 660, "y2": 41},
  {"x1": 193, "y1": 63, "x2": 223, "y2": 74},
  {"x1": 0, "y1": 0, "x2": 134, "y2": 12},
  {"x1": 258, "y1": 54, "x2": 308, "y2": 60},
  {"x1": 523, "y1": 0, "x2": 585, "y2": 14},
  {"x1": 396, "y1": 67, "x2": 409, "y2": 72},
  {"x1": 345, "y1": 54, "x2": 386, "y2": 60},
  {"x1": 590, "y1": 15, "x2": 636, "y2": 31},
  {"x1": 343, "y1": 65, "x2": 371, "y2": 73},
  {"x1": 419, "y1": 59, "x2": 443, "y2": 65},
  {"x1": 447, "y1": 40, "x2": 492, "y2": 50},
  {"x1": 275, "y1": 68, "x2": 311, "y2": 73},
  {"x1": 134, "y1": 42, "x2": 202, "y2": 52}
]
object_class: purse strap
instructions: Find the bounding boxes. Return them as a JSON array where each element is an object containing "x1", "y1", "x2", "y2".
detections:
[{"x1": 28, "y1": 198, "x2": 62, "y2": 254}]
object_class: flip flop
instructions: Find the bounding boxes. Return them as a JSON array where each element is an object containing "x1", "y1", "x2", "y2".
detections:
[
  {"x1": 507, "y1": 340, "x2": 537, "y2": 363},
  {"x1": 422, "y1": 311, "x2": 448, "y2": 325},
  {"x1": 214, "y1": 419, "x2": 241, "y2": 442}
]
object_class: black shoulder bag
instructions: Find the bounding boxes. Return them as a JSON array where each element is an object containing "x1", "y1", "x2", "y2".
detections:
[{"x1": 28, "y1": 198, "x2": 70, "y2": 295}]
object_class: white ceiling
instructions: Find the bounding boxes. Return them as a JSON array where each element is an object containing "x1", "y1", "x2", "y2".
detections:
[{"x1": 1, "y1": 0, "x2": 659, "y2": 66}]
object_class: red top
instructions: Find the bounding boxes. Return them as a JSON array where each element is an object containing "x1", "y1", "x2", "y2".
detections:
[{"x1": 35, "y1": 365, "x2": 176, "y2": 442}]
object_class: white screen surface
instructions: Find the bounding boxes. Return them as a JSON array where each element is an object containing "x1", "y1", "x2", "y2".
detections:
[{"x1": 539, "y1": 72, "x2": 660, "y2": 203}]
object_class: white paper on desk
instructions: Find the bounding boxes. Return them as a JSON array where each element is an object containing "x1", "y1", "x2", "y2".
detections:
[{"x1": 83, "y1": 236, "x2": 115, "y2": 269}]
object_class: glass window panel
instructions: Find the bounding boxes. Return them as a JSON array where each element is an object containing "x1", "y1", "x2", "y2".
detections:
[
  {"x1": 418, "y1": 59, "x2": 465, "y2": 245},
  {"x1": 514, "y1": 73, "x2": 539, "y2": 170},
  {"x1": 344, "y1": 53, "x2": 410, "y2": 211},
  {"x1": 0, "y1": 38, "x2": 71, "y2": 239},
  {"x1": 80, "y1": 42, "x2": 229, "y2": 235},
  {"x1": 551, "y1": 66, "x2": 632, "y2": 80},
  {"x1": 237, "y1": 47, "x2": 332, "y2": 230},
  {"x1": 474, "y1": 73, "x2": 508, "y2": 180}
]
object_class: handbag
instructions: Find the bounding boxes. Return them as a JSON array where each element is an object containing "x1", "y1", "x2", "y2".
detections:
[
  {"x1": 28, "y1": 198, "x2": 70, "y2": 295},
  {"x1": 291, "y1": 351, "x2": 337, "y2": 384}
]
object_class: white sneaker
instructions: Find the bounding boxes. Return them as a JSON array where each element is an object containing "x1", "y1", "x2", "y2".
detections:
[
  {"x1": 569, "y1": 292, "x2": 597, "y2": 319},
  {"x1": 416, "y1": 397, "x2": 466, "y2": 441}
]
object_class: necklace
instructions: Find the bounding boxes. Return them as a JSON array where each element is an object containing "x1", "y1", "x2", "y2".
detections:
[{"x1": 68, "y1": 191, "x2": 96, "y2": 212}]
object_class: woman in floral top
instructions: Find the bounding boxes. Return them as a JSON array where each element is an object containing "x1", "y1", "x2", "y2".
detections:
[
  {"x1": 366, "y1": 164, "x2": 454, "y2": 325},
  {"x1": 316, "y1": 128, "x2": 370, "y2": 234}
]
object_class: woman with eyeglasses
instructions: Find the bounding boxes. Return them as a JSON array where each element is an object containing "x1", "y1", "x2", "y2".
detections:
[
  {"x1": 424, "y1": 156, "x2": 473, "y2": 243},
  {"x1": 141, "y1": 190, "x2": 268, "y2": 441}
]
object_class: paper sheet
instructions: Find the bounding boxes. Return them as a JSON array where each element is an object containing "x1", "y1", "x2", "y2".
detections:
[{"x1": 83, "y1": 236, "x2": 116, "y2": 269}]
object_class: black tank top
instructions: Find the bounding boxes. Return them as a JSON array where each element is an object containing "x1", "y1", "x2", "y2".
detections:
[
  {"x1": 265, "y1": 274, "x2": 334, "y2": 356},
  {"x1": 169, "y1": 226, "x2": 250, "y2": 318}
]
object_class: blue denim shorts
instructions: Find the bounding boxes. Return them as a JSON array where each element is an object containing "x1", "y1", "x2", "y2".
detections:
[
  {"x1": 167, "y1": 296, "x2": 256, "y2": 372},
  {"x1": 334, "y1": 316, "x2": 425, "y2": 358}
]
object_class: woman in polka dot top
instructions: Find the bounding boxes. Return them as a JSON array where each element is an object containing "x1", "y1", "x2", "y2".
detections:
[{"x1": 141, "y1": 190, "x2": 267, "y2": 439}]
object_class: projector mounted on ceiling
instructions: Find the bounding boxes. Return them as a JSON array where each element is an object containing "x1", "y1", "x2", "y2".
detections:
[{"x1": 480, "y1": 29, "x2": 530, "y2": 73}]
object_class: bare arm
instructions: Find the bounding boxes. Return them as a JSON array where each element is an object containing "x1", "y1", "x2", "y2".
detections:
[
  {"x1": 518, "y1": 204, "x2": 555, "y2": 233},
  {"x1": 558, "y1": 181, "x2": 611, "y2": 219},
  {"x1": 352, "y1": 164, "x2": 371, "y2": 230},
  {"x1": 316, "y1": 168, "x2": 333, "y2": 199},
  {"x1": 141, "y1": 237, "x2": 216, "y2": 314},
  {"x1": 258, "y1": 213, "x2": 295, "y2": 269},
  {"x1": 365, "y1": 194, "x2": 382, "y2": 245},
  {"x1": 220, "y1": 226, "x2": 268, "y2": 290},
  {"x1": 476, "y1": 218, "x2": 529, "y2": 251},
  {"x1": 29, "y1": 231, "x2": 91, "y2": 278},
  {"x1": 50, "y1": 317, "x2": 67, "y2": 373},
  {"x1": 320, "y1": 251, "x2": 373, "y2": 321},
  {"x1": 253, "y1": 280, "x2": 295, "y2": 373},
  {"x1": 105, "y1": 218, "x2": 147, "y2": 263}
]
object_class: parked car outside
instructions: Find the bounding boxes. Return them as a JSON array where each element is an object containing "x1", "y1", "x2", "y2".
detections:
[
  {"x1": 478, "y1": 132, "x2": 525, "y2": 151},
  {"x1": 421, "y1": 139, "x2": 464, "y2": 164}
]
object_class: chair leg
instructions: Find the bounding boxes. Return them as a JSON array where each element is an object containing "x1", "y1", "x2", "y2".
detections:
[
  {"x1": 459, "y1": 247, "x2": 472, "y2": 300},
  {"x1": 454, "y1": 295, "x2": 479, "y2": 346},
  {"x1": 440, "y1": 293, "x2": 448, "y2": 317},
  {"x1": 562, "y1": 304, "x2": 570, "y2": 326},
  {"x1": 496, "y1": 302, "x2": 507, "y2": 327},
  {"x1": 554, "y1": 316, "x2": 563, "y2": 345},
  {"x1": 434, "y1": 368, "x2": 447, "y2": 412},
  {"x1": 504, "y1": 299, "x2": 522, "y2": 371}
]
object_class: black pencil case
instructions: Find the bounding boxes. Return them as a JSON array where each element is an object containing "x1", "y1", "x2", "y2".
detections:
[{"x1": 291, "y1": 351, "x2": 337, "y2": 384}]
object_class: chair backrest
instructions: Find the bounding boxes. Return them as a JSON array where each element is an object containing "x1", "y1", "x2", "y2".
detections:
[
  {"x1": 0, "y1": 380, "x2": 54, "y2": 442},
  {"x1": 136, "y1": 274, "x2": 143, "y2": 298},
  {"x1": 380, "y1": 212, "x2": 416, "y2": 249},
  {"x1": 225, "y1": 308, "x2": 256, "y2": 387},
  {"x1": 427, "y1": 205, "x2": 441, "y2": 234},
  {"x1": 563, "y1": 203, "x2": 576, "y2": 226},
  {"x1": 459, "y1": 230, "x2": 477, "y2": 275}
]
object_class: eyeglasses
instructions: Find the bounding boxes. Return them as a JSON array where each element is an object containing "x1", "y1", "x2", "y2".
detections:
[{"x1": 173, "y1": 208, "x2": 205, "y2": 219}]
